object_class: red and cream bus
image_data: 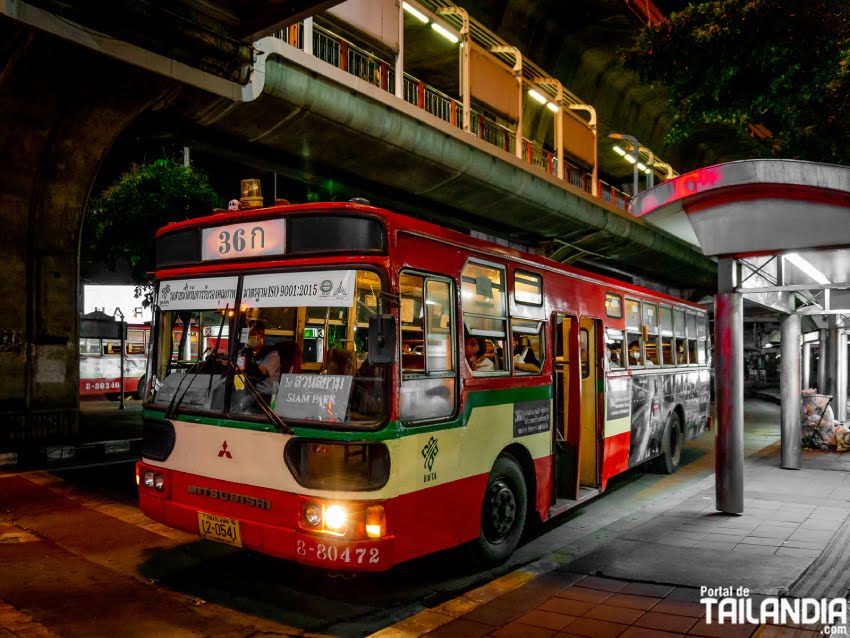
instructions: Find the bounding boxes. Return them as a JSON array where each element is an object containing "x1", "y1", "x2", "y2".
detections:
[
  {"x1": 137, "y1": 192, "x2": 710, "y2": 571},
  {"x1": 80, "y1": 324, "x2": 149, "y2": 400}
]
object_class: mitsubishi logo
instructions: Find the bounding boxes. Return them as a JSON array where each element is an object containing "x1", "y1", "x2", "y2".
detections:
[{"x1": 218, "y1": 441, "x2": 233, "y2": 458}]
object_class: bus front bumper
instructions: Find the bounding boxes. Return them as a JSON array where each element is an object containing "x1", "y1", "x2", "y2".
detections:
[{"x1": 139, "y1": 491, "x2": 395, "y2": 572}]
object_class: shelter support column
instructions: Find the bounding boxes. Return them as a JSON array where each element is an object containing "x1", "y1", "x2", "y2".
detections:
[
  {"x1": 827, "y1": 316, "x2": 845, "y2": 423},
  {"x1": 802, "y1": 342, "x2": 811, "y2": 390},
  {"x1": 715, "y1": 258, "x2": 744, "y2": 514},
  {"x1": 836, "y1": 330, "x2": 848, "y2": 423},
  {"x1": 818, "y1": 329, "x2": 828, "y2": 393},
  {"x1": 780, "y1": 309, "x2": 801, "y2": 469}
]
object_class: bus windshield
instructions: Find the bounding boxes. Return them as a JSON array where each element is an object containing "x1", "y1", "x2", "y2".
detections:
[{"x1": 149, "y1": 269, "x2": 387, "y2": 427}]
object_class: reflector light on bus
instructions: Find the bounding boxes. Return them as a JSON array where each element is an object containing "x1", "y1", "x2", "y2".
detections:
[{"x1": 366, "y1": 506, "x2": 385, "y2": 539}]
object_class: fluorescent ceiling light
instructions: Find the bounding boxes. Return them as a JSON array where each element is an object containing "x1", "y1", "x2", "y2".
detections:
[
  {"x1": 403, "y1": 2, "x2": 428, "y2": 23},
  {"x1": 528, "y1": 89, "x2": 547, "y2": 105},
  {"x1": 784, "y1": 253, "x2": 830, "y2": 285},
  {"x1": 624, "y1": 154, "x2": 636, "y2": 164},
  {"x1": 431, "y1": 22, "x2": 458, "y2": 43},
  {"x1": 637, "y1": 162, "x2": 647, "y2": 171},
  {"x1": 546, "y1": 102, "x2": 559, "y2": 113},
  {"x1": 612, "y1": 145, "x2": 626, "y2": 156}
]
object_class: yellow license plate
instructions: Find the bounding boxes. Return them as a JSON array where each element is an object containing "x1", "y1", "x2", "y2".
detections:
[{"x1": 197, "y1": 512, "x2": 242, "y2": 547}]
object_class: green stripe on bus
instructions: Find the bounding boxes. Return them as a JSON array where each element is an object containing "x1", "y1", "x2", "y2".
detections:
[{"x1": 142, "y1": 383, "x2": 554, "y2": 441}]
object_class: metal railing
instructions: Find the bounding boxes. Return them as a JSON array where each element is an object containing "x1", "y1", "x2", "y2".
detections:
[{"x1": 273, "y1": 23, "x2": 630, "y2": 210}]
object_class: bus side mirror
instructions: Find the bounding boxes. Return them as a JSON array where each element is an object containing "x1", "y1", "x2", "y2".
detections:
[{"x1": 368, "y1": 315, "x2": 396, "y2": 366}]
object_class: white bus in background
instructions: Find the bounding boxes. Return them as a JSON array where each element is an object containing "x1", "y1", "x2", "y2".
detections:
[{"x1": 80, "y1": 285, "x2": 152, "y2": 400}]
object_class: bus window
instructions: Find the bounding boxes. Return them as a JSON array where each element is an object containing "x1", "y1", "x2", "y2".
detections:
[
  {"x1": 696, "y1": 313, "x2": 708, "y2": 365},
  {"x1": 605, "y1": 328, "x2": 624, "y2": 369},
  {"x1": 643, "y1": 302, "x2": 660, "y2": 366},
  {"x1": 400, "y1": 273, "x2": 426, "y2": 372},
  {"x1": 400, "y1": 272, "x2": 456, "y2": 423},
  {"x1": 687, "y1": 312, "x2": 698, "y2": 365},
  {"x1": 153, "y1": 306, "x2": 231, "y2": 412},
  {"x1": 127, "y1": 328, "x2": 147, "y2": 355},
  {"x1": 80, "y1": 338, "x2": 100, "y2": 356},
  {"x1": 673, "y1": 308, "x2": 687, "y2": 365},
  {"x1": 625, "y1": 298, "x2": 643, "y2": 367},
  {"x1": 511, "y1": 319, "x2": 544, "y2": 375},
  {"x1": 605, "y1": 293, "x2": 623, "y2": 318},
  {"x1": 659, "y1": 305, "x2": 674, "y2": 366},
  {"x1": 462, "y1": 261, "x2": 508, "y2": 376},
  {"x1": 231, "y1": 269, "x2": 385, "y2": 424},
  {"x1": 514, "y1": 270, "x2": 542, "y2": 306}
]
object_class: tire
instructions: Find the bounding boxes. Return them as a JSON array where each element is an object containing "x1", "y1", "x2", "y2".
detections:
[
  {"x1": 656, "y1": 412, "x2": 683, "y2": 474},
  {"x1": 104, "y1": 392, "x2": 121, "y2": 402},
  {"x1": 476, "y1": 453, "x2": 528, "y2": 564},
  {"x1": 136, "y1": 375, "x2": 147, "y2": 401}
]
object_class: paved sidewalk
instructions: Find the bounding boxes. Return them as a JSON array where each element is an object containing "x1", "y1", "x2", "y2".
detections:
[{"x1": 374, "y1": 408, "x2": 850, "y2": 638}]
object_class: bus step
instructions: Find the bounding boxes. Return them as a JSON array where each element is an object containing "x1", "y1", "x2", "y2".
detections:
[{"x1": 549, "y1": 487, "x2": 601, "y2": 518}]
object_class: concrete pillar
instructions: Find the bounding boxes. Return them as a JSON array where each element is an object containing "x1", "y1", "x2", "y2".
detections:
[
  {"x1": 715, "y1": 258, "x2": 744, "y2": 514},
  {"x1": 0, "y1": 27, "x2": 168, "y2": 445},
  {"x1": 818, "y1": 328, "x2": 828, "y2": 393},
  {"x1": 780, "y1": 312, "x2": 801, "y2": 469}
]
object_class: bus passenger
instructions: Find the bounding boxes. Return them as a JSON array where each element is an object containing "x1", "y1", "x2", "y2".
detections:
[
  {"x1": 465, "y1": 337, "x2": 494, "y2": 372},
  {"x1": 628, "y1": 341, "x2": 641, "y2": 366},
  {"x1": 513, "y1": 336, "x2": 541, "y2": 374},
  {"x1": 607, "y1": 346, "x2": 623, "y2": 368},
  {"x1": 628, "y1": 340, "x2": 655, "y2": 366},
  {"x1": 483, "y1": 339, "x2": 503, "y2": 370},
  {"x1": 247, "y1": 321, "x2": 281, "y2": 386}
]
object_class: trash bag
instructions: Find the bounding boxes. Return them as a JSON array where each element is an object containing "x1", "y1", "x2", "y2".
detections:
[
  {"x1": 836, "y1": 423, "x2": 850, "y2": 451},
  {"x1": 801, "y1": 394, "x2": 835, "y2": 449}
]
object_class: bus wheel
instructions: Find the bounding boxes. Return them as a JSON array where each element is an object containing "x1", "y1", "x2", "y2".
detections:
[
  {"x1": 136, "y1": 375, "x2": 146, "y2": 401},
  {"x1": 657, "y1": 412, "x2": 682, "y2": 474},
  {"x1": 105, "y1": 393, "x2": 121, "y2": 402},
  {"x1": 477, "y1": 453, "x2": 527, "y2": 564}
]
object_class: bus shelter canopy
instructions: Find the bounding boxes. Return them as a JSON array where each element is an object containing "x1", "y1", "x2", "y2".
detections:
[{"x1": 629, "y1": 159, "x2": 850, "y2": 318}]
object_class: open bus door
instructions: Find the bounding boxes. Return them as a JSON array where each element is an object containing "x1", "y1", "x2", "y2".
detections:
[
  {"x1": 552, "y1": 314, "x2": 579, "y2": 502},
  {"x1": 578, "y1": 317, "x2": 601, "y2": 490},
  {"x1": 552, "y1": 314, "x2": 601, "y2": 512}
]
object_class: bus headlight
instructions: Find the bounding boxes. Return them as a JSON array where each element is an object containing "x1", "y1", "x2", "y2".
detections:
[
  {"x1": 143, "y1": 471, "x2": 155, "y2": 489},
  {"x1": 303, "y1": 502, "x2": 322, "y2": 528},
  {"x1": 325, "y1": 505, "x2": 347, "y2": 533},
  {"x1": 153, "y1": 473, "x2": 166, "y2": 491}
]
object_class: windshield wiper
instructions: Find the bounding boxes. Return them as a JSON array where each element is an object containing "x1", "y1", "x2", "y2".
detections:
[{"x1": 225, "y1": 358, "x2": 290, "y2": 433}]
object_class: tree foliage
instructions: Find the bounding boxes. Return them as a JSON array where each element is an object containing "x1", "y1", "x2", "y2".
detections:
[
  {"x1": 83, "y1": 159, "x2": 224, "y2": 287},
  {"x1": 626, "y1": 0, "x2": 850, "y2": 164}
]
